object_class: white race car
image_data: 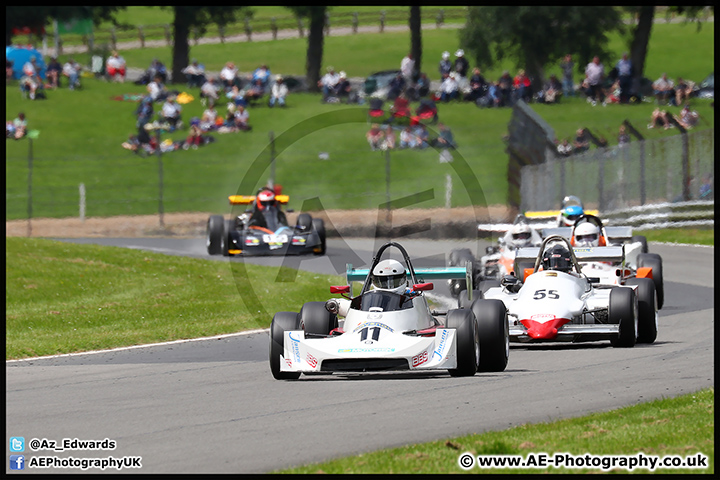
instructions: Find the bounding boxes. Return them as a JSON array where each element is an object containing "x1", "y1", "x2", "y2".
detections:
[
  {"x1": 542, "y1": 214, "x2": 663, "y2": 309},
  {"x1": 269, "y1": 241, "x2": 509, "y2": 379},
  {"x1": 479, "y1": 235, "x2": 658, "y2": 346}
]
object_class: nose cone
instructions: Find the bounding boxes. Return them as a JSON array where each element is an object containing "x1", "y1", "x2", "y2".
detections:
[{"x1": 521, "y1": 318, "x2": 571, "y2": 340}]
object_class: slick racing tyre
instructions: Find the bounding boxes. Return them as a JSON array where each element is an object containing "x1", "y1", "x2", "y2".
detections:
[
  {"x1": 471, "y1": 299, "x2": 509, "y2": 372},
  {"x1": 269, "y1": 311, "x2": 301, "y2": 380},
  {"x1": 312, "y1": 218, "x2": 326, "y2": 255},
  {"x1": 299, "y1": 301, "x2": 338, "y2": 336},
  {"x1": 609, "y1": 287, "x2": 637, "y2": 348},
  {"x1": 207, "y1": 215, "x2": 224, "y2": 255},
  {"x1": 457, "y1": 289, "x2": 482, "y2": 309},
  {"x1": 637, "y1": 253, "x2": 664, "y2": 310},
  {"x1": 625, "y1": 277, "x2": 658, "y2": 344},
  {"x1": 631, "y1": 235, "x2": 649, "y2": 254},
  {"x1": 445, "y1": 309, "x2": 479, "y2": 377},
  {"x1": 448, "y1": 248, "x2": 476, "y2": 298},
  {"x1": 222, "y1": 219, "x2": 234, "y2": 256}
]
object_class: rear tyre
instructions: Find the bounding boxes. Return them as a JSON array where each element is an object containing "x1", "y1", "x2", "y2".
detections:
[
  {"x1": 625, "y1": 278, "x2": 658, "y2": 344},
  {"x1": 609, "y1": 287, "x2": 637, "y2": 348},
  {"x1": 299, "y1": 301, "x2": 338, "y2": 335},
  {"x1": 207, "y1": 215, "x2": 224, "y2": 255},
  {"x1": 269, "y1": 311, "x2": 301, "y2": 380},
  {"x1": 637, "y1": 253, "x2": 664, "y2": 310},
  {"x1": 312, "y1": 218, "x2": 326, "y2": 255},
  {"x1": 448, "y1": 248, "x2": 476, "y2": 298},
  {"x1": 457, "y1": 289, "x2": 482, "y2": 309},
  {"x1": 445, "y1": 309, "x2": 479, "y2": 377},
  {"x1": 632, "y1": 235, "x2": 649, "y2": 254},
  {"x1": 471, "y1": 299, "x2": 509, "y2": 372}
]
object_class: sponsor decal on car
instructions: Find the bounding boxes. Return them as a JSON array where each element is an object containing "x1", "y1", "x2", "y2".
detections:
[
  {"x1": 544, "y1": 271, "x2": 557, "y2": 277},
  {"x1": 288, "y1": 332, "x2": 302, "y2": 364},
  {"x1": 352, "y1": 322, "x2": 394, "y2": 333},
  {"x1": 291, "y1": 236, "x2": 307, "y2": 245},
  {"x1": 306, "y1": 352, "x2": 318, "y2": 368},
  {"x1": 245, "y1": 237, "x2": 260, "y2": 246},
  {"x1": 433, "y1": 329, "x2": 450, "y2": 360},
  {"x1": 412, "y1": 350, "x2": 429, "y2": 367},
  {"x1": 337, "y1": 347, "x2": 396, "y2": 353},
  {"x1": 263, "y1": 234, "x2": 288, "y2": 245},
  {"x1": 530, "y1": 313, "x2": 556, "y2": 321}
]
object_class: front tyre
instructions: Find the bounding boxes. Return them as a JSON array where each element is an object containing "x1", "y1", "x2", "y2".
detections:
[
  {"x1": 299, "y1": 301, "x2": 337, "y2": 335},
  {"x1": 312, "y1": 218, "x2": 326, "y2": 255},
  {"x1": 445, "y1": 309, "x2": 479, "y2": 377},
  {"x1": 472, "y1": 299, "x2": 509, "y2": 372},
  {"x1": 269, "y1": 312, "x2": 301, "y2": 380},
  {"x1": 637, "y1": 253, "x2": 664, "y2": 310},
  {"x1": 609, "y1": 287, "x2": 637, "y2": 348},
  {"x1": 207, "y1": 215, "x2": 224, "y2": 255}
]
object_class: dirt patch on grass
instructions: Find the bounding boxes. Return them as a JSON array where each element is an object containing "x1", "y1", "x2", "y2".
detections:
[{"x1": 6, "y1": 206, "x2": 512, "y2": 239}]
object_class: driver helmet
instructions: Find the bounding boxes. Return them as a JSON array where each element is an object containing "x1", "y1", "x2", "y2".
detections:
[
  {"x1": 542, "y1": 244, "x2": 573, "y2": 273},
  {"x1": 510, "y1": 223, "x2": 533, "y2": 248},
  {"x1": 560, "y1": 205, "x2": 584, "y2": 226},
  {"x1": 256, "y1": 189, "x2": 276, "y2": 211},
  {"x1": 371, "y1": 259, "x2": 408, "y2": 295},
  {"x1": 574, "y1": 222, "x2": 600, "y2": 247}
]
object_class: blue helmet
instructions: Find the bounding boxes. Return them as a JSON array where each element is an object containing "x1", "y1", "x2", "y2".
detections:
[{"x1": 560, "y1": 205, "x2": 584, "y2": 226}]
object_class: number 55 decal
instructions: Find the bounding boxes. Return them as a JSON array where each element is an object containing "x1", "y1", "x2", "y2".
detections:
[{"x1": 533, "y1": 289, "x2": 560, "y2": 300}]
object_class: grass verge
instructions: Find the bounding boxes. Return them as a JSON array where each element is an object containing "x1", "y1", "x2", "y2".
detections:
[
  {"x1": 280, "y1": 387, "x2": 714, "y2": 474},
  {"x1": 640, "y1": 228, "x2": 714, "y2": 246},
  {"x1": 5, "y1": 237, "x2": 341, "y2": 360}
]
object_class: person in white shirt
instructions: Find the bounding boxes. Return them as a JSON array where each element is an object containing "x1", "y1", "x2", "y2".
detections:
[
  {"x1": 220, "y1": 61, "x2": 239, "y2": 91},
  {"x1": 106, "y1": 51, "x2": 126, "y2": 83},
  {"x1": 147, "y1": 75, "x2": 166, "y2": 102},
  {"x1": 62, "y1": 58, "x2": 81, "y2": 90},
  {"x1": 401, "y1": 52, "x2": 415, "y2": 81},
  {"x1": 652, "y1": 73, "x2": 674, "y2": 105},
  {"x1": 584, "y1": 56, "x2": 604, "y2": 105},
  {"x1": 22, "y1": 56, "x2": 37, "y2": 77},
  {"x1": 233, "y1": 104, "x2": 251, "y2": 131},
  {"x1": 161, "y1": 96, "x2": 182, "y2": 130},
  {"x1": 182, "y1": 59, "x2": 205, "y2": 88},
  {"x1": 440, "y1": 72, "x2": 459, "y2": 102},
  {"x1": 200, "y1": 76, "x2": 219, "y2": 105},
  {"x1": 269, "y1": 75, "x2": 288, "y2": 107},
  {"x1": 318, "y1": 66, "x2": 340, "y2": 101}
]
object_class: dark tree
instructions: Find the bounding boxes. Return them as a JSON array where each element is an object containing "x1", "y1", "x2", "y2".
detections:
[
  {"x1": 459, "y1": 6, "x2": 623, "y2": 92},
  {"x1": 409, "y1": 6, "x2": 422, "y2": 78},
  {"x1": 288, "y1": 6, "x2": 327, "y2": 92},
  {"x1": 166, "y1": 7, "x2": 249, "y2": 85}
]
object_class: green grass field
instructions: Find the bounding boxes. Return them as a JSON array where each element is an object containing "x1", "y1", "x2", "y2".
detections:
[
  {"x1": 280, "y1": 387, "x2": 714, "y2": 474},
  {"x1": 6, "y1": 21, "x2": 714, "y2": 221}
]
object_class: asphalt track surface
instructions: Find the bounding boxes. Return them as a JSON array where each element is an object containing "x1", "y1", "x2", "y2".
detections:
[{"x1": 6, "y1": 238, "x2": 714, "y2": 473}]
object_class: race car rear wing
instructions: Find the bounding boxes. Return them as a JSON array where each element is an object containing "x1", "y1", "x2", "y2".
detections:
[
  {"x1": 514, "y1": 246, "x2": 626, "y2": 279},
  {"x1": 541, "y1": 226, "x2": 634, "y2": 243},
  {"x1": 228, "y1": 195, "x2": 290, "y2": 205},
  {"x1": 345, "y1": 264, "x2": 472, "y2": 297}
]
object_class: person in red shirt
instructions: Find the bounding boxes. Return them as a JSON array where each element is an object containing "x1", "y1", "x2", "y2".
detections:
[{"x1": 513, "y1": 69, "x2": 532, "y2": 103}]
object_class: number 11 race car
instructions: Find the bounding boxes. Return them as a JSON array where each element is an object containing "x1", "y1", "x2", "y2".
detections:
[{"x1": 269, "y1": 242, "x2": 510, "y2": 379}]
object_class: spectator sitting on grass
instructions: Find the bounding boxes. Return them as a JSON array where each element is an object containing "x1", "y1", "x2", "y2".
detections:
[
  {"x1": 653, "y1": 73, "x2": 674, "y2": 105},
  {"x1": 20, "y1": 73, "x2": 42, "y2": 100},
  {"x1": 413, "y1": 122, "x2": 430, "y2": 149},
  {"x1": 617, "y1": 125, "x2": 631, "y2": 146},
  {"x1": 184, "y1": 118, "x2": 204, "y2": 150},
  {"x1": 648, "y1": 108, "x2": 672, "y2": 129},
  {"x1": 161, "y1": 96, "x2": 182, "y2": 131},
  {"x1": 318, "y1": 66, "x2": 340, "y2": 102},
  {"x1": 573, "y1": 128, "x2": 590, "y2": 153},
  {"x1": 540, "y1": 74, "x2": 562, "y2": 104},
  {"x1": 244, "y1": 78, "x2": 266, "y2": 104},
  {"x1": 8, "y1": 112, "x2": 27, "y2": 139},
  {"x1": 233, "y1": 104, "x2": 252, "y2": 131},
  {"x1": 440, "y1": 72, "x2": 459, "y2": 103},
  {"x1": 673, "y1": 104, "x2": 700, "y2": 129},
  {"x1": 251, "y1": 64, "x2": 272, "y2": 89},
  {"x1": 335, "y1": 71, "x2": 353, "y2": 102},
  {"x1": 366, "y1": 123, "x2": 385, "y2": 150},
  {"x1": 430, "y1": 123, "x2": 457, "y2": 149},
  {"x1": 556, "y1": 138, "x2": 573, "y2": 157},
  {"x1": 268, "y1": 75, "x2": 288, "y2": 108},
  {"x1": 220, "y1": 61, "x2": 239, "y2": 92},
  {"x1": 106, "y1": 51, "x2": 127, "y2": 83},
  {"x1": 182, "y1": 59, "x2": 205, "y2": 88},
  {"x1": 200, "y1": 76, "x2": 220, "y2": 105},
  {"x1": 62, "y1": 58, "x2": 82, "y2": 90},
  {"x1": 673, "y1": 77, "x2": 694, "y2": 107},
  {"x1": 399, "y1": 125, "x2": 418, "y2": 149},
  {"x1": 147, "y1": 75, "x2": 167, "y2": 102},
  {"x1": 46, "y1": 56, "x2": 62, "y2": 89},
  {"x1": 382, "y1": 125, "x2": 396, "y2": 150},
  {"x1": 200, "y1": 101, "x2": 219, "y2": 131}
]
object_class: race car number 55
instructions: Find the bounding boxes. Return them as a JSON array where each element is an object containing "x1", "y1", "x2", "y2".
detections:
[{"x1": 533, "y1": 289, "x2": 560, "y2": 300}]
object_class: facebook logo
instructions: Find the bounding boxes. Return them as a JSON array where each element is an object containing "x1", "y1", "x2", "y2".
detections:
[
  {"x1": 9, "y1": 455, "x2": 25, "y2": 470},
  {"x1": 9, "y1": 437, "x2": 25, "y2": 452}
]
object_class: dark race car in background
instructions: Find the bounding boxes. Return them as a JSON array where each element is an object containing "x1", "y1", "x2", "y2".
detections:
[{"x1": 207, "y1": 187, "x2": 326, "y2": 256}]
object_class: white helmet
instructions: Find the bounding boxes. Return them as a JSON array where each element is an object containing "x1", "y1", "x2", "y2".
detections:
[
  {"x1": 442, "y1": 51, "x2": 450, "y2": 60},
  {"x1": 510, "y1": 223, "x2": 533, "y2": 247},
  {"x1": 574, "y1": 222, "x2": 600, "y2": 247},
  {"x1": 371, "y1": 259, "x2": 407, "y2": 294}
]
